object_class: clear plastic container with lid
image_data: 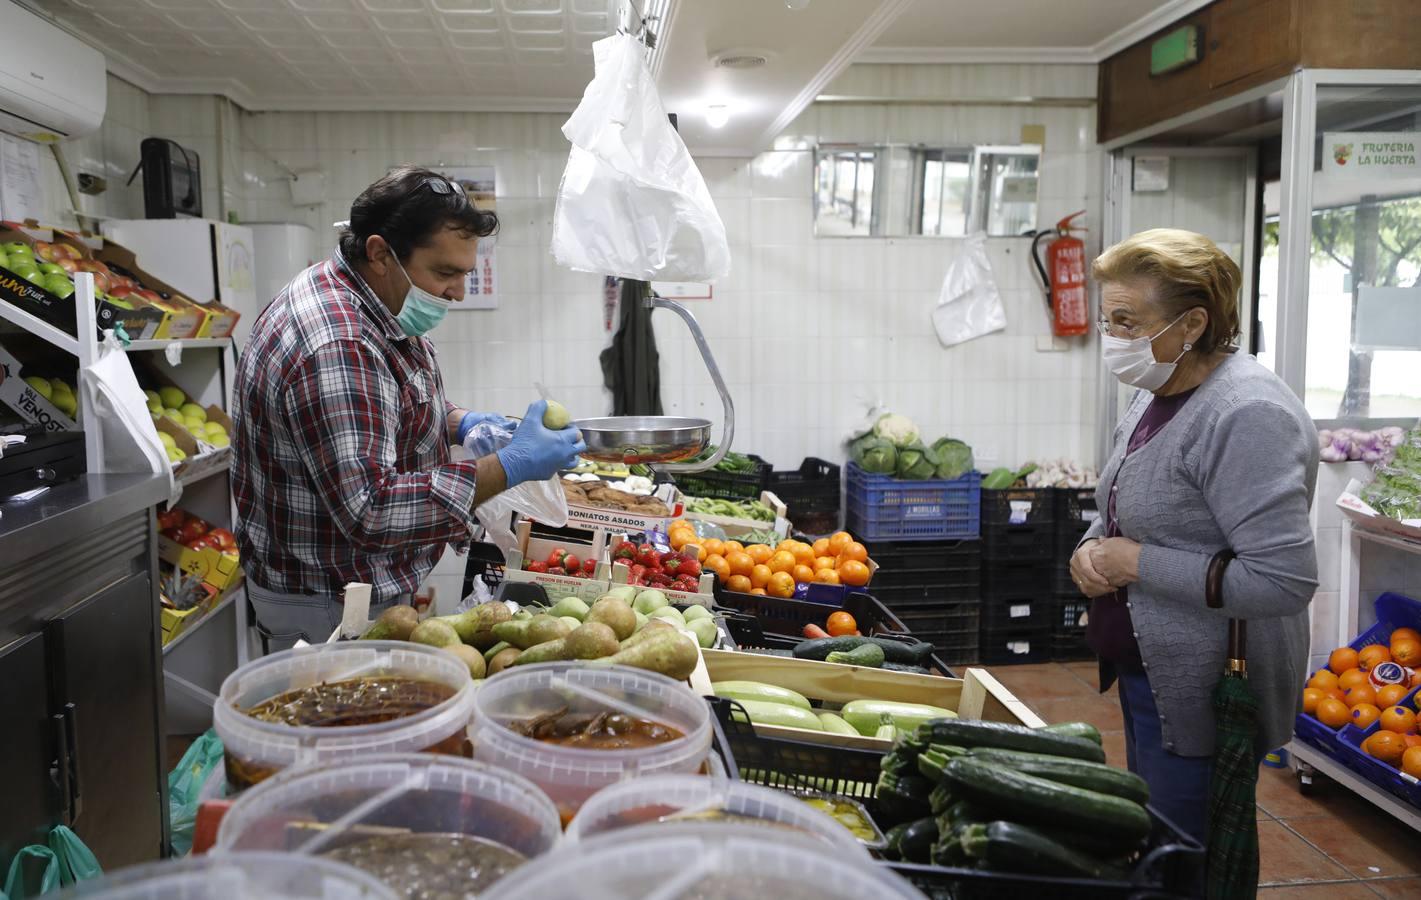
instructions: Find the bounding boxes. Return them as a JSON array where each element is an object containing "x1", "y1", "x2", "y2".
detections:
[
  {"x1": 565, "y1": 774, "x2": 867, "y2": 854},
  {"x1": 482, "y1": 822, "x2": 926, "y2": 900},
  {"x1": 469, "y1": 663, "x2": 712, "y2": 824},
  {"x1": 54, "y1": 851, "x2": 396, "y2": 899},
  {"x1": 214, "y1": 641, "x2": 475, "y2": 791},
  {"x1": 217, "y1": 754, "x2": 561, "y2": 897}
]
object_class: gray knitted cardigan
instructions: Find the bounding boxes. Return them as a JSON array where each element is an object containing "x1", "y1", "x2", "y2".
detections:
[{"x1": 1083, "y1": 352, "x2": 1319, "y2": 757}]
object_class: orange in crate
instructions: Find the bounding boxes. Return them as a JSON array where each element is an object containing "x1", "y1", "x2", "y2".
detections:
[
  {"x1": 1359, "y1": 645, "x2": 1392, "y2": 671},
  {"x1": 1329, "y1": 646, "x2": 1360, "y2": 674},
  {"x1": 1404, "y1": 746, "x2": 1421, "y2": 778},
  {"x1": 1302, "y1": 687, "x2": 1325, "y2": 715},
  {"x1": 1308, "y1": 670, "x2": 1340, "y2": 692},
  {"x1": 1350, "y1": 704, "x2": 1381, "y2": 729},
  {"x1": 1392, "y1": 638, "x2": 1421, "y2": 668},
  {"x1": 1379, "y1": 706, "x2": 1417, "y2": 735},
  {"x1": 1338, "y1": 668, "x2": 1369, "y2": 692},
  {"x1": 1316, "y1": 698, "x2": 1351, "y2": 728},
  {"x1": 1345, "y1": 685, "x2": 1377, "y2": 708},
  {"x1": 1376, "y1": 684, "x2": 1410, "y2": 708},
  {"x1": 1363, "y1": 730, "x2": 1407, "y2": 766}
]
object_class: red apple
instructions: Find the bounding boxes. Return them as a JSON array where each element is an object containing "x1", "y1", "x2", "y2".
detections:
[
  {"x1": 108, "y1": 283, "x2": 134, "y2": 299},
  {"x1": 136, "y1": 289, "x2": 162, "y2": 304},
  {"x1": 34, "y1": 241, "x2": 58, "y2": 262},
  {"x1": 57, "y1": 258, "x2": 78, "y2": 273}
]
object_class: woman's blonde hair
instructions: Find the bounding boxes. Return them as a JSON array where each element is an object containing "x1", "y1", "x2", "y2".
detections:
[{"x1": 1092, "y1": 228, "x2": 1241, "y2": 353}]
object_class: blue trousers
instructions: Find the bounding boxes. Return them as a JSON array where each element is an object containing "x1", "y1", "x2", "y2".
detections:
[{"x1": 1117, "y1": 670, "x2": 1213, "y2": 845}]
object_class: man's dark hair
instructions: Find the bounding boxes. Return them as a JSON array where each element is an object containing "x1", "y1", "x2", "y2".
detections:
[{"x1": 338, "y1": 165, "x2": 499, "y2": 263}]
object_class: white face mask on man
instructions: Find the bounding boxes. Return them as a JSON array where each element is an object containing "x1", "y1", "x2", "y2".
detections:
[{"x1": 1101, "y1": 311, "x2": 1192, "y2": 392}]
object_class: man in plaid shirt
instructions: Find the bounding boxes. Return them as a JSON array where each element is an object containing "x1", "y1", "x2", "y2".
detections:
[{"x1": 232, "y1": 166, "x2": 584, "y2": 646}]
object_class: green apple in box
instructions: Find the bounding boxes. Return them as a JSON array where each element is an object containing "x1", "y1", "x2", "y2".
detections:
[{"x1": 158, "y1": 386, "x2": 186, "y2": 409}]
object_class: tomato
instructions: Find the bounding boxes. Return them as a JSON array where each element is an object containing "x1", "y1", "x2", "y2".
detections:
[
  {"x1": 581, "y1": 557, "x2": 597, "y2": 574},
  {"x1": 826, "y1": 611, "x2": 858, "y2": 637},
  {"x1": 157, "y1": 508, "x2": 185, "y2": 531},
  {"x1": 612, "y1": 541, "x2": 636, "y2": 561},
  {"x1": 526, "y1": 560, "x2": 549, "y2": 573},
  {"x1": 546, "y1": 548, "x2": 569, "y2": 569},
  {"x1": 679, "y1": 558, "x2": 702, "y2": 578},
  {"x1": 208, "y1": 528, "x2": 236, "y2": 551},
  {"x1": 562, "y1": 554, "x2": 580, "y2": 574}
]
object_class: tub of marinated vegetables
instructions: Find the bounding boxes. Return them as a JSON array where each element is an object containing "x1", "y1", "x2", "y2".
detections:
[
  {"x1": 482, "y1": 822, "x2": 924, "y2": 900},
  {"x1": 564, "y1": 774, "x2": 869, "y2": 853},
  {"x1": 469, "y1": 663, "x2": 713, "y2": 825},
  {"x1": 216, "y1": 754, "x2": 561, "y2": 898},
  {"x1": 51, "y1": 852, "x2": 396, "y2": 899},
  {"x1": 213, "y1": 641, "x2": 476, "y2": 791}
]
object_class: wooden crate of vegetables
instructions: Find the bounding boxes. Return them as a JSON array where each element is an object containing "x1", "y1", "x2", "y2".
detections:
[{"x1": 700, "y1": 648, "x2": 1042, "y2": 750}]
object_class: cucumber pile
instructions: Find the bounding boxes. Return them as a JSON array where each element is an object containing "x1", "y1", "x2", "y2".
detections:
[{"x1": 877, "y1": 718, "x2": 1153, "y2": 880}]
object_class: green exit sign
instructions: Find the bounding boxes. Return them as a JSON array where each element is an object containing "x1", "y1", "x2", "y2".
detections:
[{"x1": 1151, "y1": 25, "x2": 1201, "y2": 76}]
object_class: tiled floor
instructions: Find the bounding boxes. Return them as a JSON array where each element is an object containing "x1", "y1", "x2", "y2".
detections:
[{"x1": 990, "y1": 662, "x2": 1421, "y2": 899}]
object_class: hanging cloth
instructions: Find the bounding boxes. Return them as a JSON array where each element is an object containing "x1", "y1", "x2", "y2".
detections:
[{"x1": 600, "y1": 279, "x2": 662, "y2": 416}]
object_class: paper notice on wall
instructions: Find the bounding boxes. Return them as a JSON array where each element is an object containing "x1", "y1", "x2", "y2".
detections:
[
  {"x1": 0, "y1": 134, "x2": 45, "y2": 223},
  {"x1": 433, "y1": 165, "x2": 498, "y2": 310},
  {"x1": 1324, "y1": 132, "x2": 1421, "y2": 177}
]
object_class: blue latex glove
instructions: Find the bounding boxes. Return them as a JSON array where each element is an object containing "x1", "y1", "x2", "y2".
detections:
[
  {"x1": 496, "y1": 399, "x2": 586, "y2": 487},
  {"x1": 457, "y1": 411, "x2": 514, "y2": 445}
]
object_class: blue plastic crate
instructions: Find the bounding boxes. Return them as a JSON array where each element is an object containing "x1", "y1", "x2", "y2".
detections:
[
  {"x1": 1294, "y1": 592, "x2": 1421, "y2": 786},
  {"x1": 844, "y1": 462, "x2": 981, "y2": 541}
]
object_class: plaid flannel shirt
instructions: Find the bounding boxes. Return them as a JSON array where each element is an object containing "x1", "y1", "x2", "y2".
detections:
[{"x1": 231, "y1": 249, "x2": 477, "y2": 603}]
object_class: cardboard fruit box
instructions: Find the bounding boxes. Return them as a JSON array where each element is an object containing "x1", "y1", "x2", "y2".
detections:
[
  {"x1": 504, "y1": 519, "x2": 612, "y2": 602},
  {"x1": 158, "y1": 534, "x2": 243, "y2": 592},
  {"x1": 0, "y1": 223, "x2": 165, "y2": 340},
  {"x1": 684, "y1": 490, "x2": 791, "y2": 539},
  {"x1": 0, "y1": 340, "x2": 79, "y2": 432},
  {"x1": 698, "y1": 648, "x2": 1043, "y2": 750},
  {"x1": 154, "y1": 404, "x2": 231, "y2": 480},
  {"x1": 94, "y1": 240, "x2": 206, "y2": 340}
]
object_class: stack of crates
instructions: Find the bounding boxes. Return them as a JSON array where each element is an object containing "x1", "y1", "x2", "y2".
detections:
[
  {"x1": 978, "y1": 487, "x2": 1056, "y2": 665},
  {"x1": 1051, "y1": 488, "x2": 1099, "y2": 661},
  {"x1": 862, "y1": 538, "x2": 981, "y2": 666}
]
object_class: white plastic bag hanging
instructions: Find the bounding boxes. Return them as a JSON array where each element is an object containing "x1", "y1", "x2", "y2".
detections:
[
  {"x1": 79, "y1": 331, "x2": 176, "y2": 501},
  {"x1": 552, "y1": 33, "x2": 731, "y2": 283},
  {"x1": 932, "y1": 232, "x2": 1006, "y2": 348},
  {"x1": 463, "y1": 423, "x2": 570, "y2": 557}
]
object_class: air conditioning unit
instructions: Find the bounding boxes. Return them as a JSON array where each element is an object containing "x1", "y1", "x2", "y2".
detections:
[{"x1": 0, "y1": 3, "x2": 106, "y2": 142}]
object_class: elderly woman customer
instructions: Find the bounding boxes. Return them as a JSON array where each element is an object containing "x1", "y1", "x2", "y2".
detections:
[{"x1": 1069, "y1": 228, "x2": 1319, "y2": 843}]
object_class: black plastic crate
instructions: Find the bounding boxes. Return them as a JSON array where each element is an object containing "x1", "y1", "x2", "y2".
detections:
[
  {"x1": 460, "y1": 540, "x2": 507, "y2": 595},
  {"x1": 1052, "y1": 631, "x2": 1095, "y2": 662},
  {"x1": 711, "y1": 701, "x2": 1203, "y2": 899},
  {"x1": 715, "y1": 589, "x2": 908, "y2": 640},
  {"x1": 672, "y1": 454, "x2": 771, "y2": 501},
  {"x1": 981, "y1": 487, "x2": 1056, "y2": 528},
  {"x1": 912, "y1": 630, "x2": 979, "y2": 666},
  {"x1": 1049, "y1": 556, "x2": 1079, "y2": 595},
  {"x1": 871, "y1": 583, "x2": 982, "y2": 610},
  {"x1": 771, "y1": 457, "x2": 841, "y2": 516},
  {"x1": 981, "y1": 558, "x2": 1051, "y2": 595},
  {"x1": 863, "y1": 538, "x2": 981, "y2": 584},
  {"x1": 791, "y1": 509, "x2": 840, "y2": 537},
  {"x1": 894, "y1": 600, "x2": 980, "y2": 637},
  {"x1": 980, "y1": 594, "x2": 1052, "y2": 631},
  {"x1": 1056, "y1": 487, "x2": 1101, "y2": 527},
  {"x1": 1054, "y1": 596, "x2": 1091, "y2": 634},
  {"x1": 980, "y1": 521, "x2": 1056, "y2": 561},
  {"x1": 976, "y1": 626, "x2": 1053, "y2": 665}
]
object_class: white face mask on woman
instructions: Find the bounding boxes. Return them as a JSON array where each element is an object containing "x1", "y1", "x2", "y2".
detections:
[{"x1": 1101, "y1": 311, "x2": 1191, "y2": 391}]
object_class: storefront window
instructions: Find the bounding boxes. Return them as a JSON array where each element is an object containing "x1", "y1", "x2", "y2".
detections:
[{"x1": 1302, "y1": 85, "x2": 1421, "y2": 419}]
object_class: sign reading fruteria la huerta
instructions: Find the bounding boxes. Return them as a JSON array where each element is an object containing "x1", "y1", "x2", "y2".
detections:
[{"x1": 1324, "y1": 132, "x2": 1421, "y2": 177}]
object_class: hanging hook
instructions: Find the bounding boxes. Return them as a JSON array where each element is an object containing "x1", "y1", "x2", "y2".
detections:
[{"x1": 617, "y1": 0, "x2": 657, "y2": 49}]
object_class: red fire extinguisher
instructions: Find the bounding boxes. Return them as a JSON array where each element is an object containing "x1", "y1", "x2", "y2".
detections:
[{"x1": 1030, "y1": 211, "x2": 1090, "y2": 337}]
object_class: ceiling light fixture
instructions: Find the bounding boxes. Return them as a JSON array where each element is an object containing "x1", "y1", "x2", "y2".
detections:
[
  {"x1": 705, "y1": 105, "x2": 730, "y2": 129},
  {"x1": 785, "y1": 0, "x2": 810, "y2": 9}
]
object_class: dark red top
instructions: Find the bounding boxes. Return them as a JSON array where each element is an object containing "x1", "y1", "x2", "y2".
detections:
[{"x1": 1087, "y1": 387, "x2": 1198, "y2": 674}]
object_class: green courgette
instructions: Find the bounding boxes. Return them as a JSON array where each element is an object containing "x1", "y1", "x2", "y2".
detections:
[
  {"x1": 793, "y1": 635, "x2": 934, "y2": 666},
  {"x1": 916, "y1": 719, "x2": 1107, "y2": 764},
  {"x1": 712, "y1": 680, "x2": 812, "y2": 710},
  {"x1": 874, "y1": 714, "x2": 898, "y2": 741},
  {"x1": 817, "y1": 712, "x2": 859, "y2": 736},
  {"x1": 876, "y1": 772, "x2": 933, "y2": 826},
  {"x1": 881, "y1": 662, "x2": 933, "y2": 675},
  {"x1": 929, "y1": 780, "x2": 956, "y2": 816},
  {"x1": 961, "y1": 821, "x2": 1124, "y2": 880},
  {"x1": 965, "y1": 747, "x2": 1149, "y2": 805},
  {"x1": 731, "y1": 698, "x2": 824, "y2": 731},
  {"x1": 882, "y1": 822, "x2": 911, "y2": 860},
  {"x1": 843, "y1": 700, "x2": 955, "y2": 737},
  {"x1": 825, "y1": 642, "x2": 886, "y2": 668},
  {"x1": 1040, "y1": 721, "x2": 1104, "y2": 746},
  {"x1": 942, "y1": 758, "x2": 1151, "y2": 842},
  {"x1": 916, "y1": 745, "x2": 967, "y2": 783},
  {"x1": 898, "y1": 817, "x2": 939, "y2": 864}
]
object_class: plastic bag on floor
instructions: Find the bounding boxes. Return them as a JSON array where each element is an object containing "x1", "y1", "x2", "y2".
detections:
[
  {"x1": 933, "y1": 232, "x2": 1006, "y2": 347},
  {"x1": 552, "y1": 34, "x2": 730, "y2": 283},
  {"x1": 2, "y1": 827, "x2": 100, "y2": 898},
  {"x1": 167, "y1": 729, "x2": 225, "y2": 856},
  {"x1": 46, "y1": 828, "x2": 99, "y2": 884}
]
